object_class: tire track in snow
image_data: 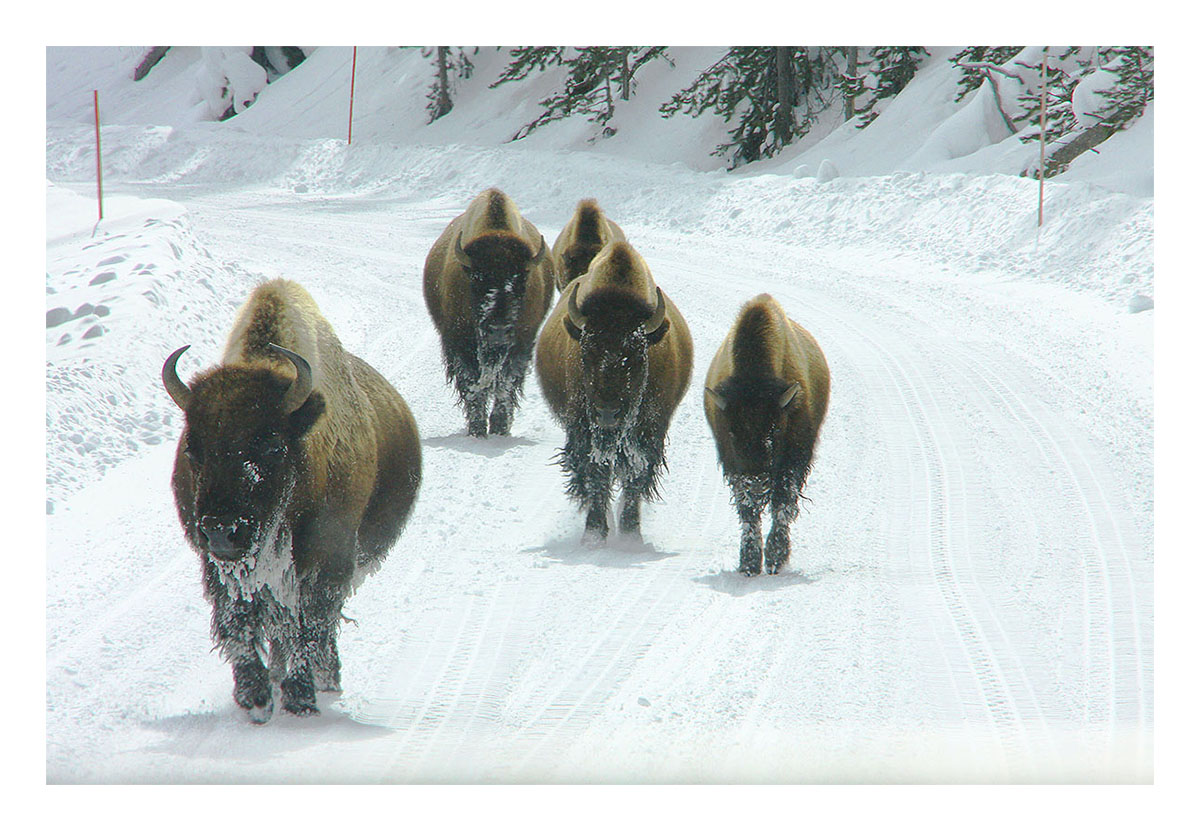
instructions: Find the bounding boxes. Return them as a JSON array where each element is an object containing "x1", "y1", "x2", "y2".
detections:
[
  {"x1": 791, "y1": 292, "x2": 1030, "y2": 761},
  {"x1": 948, "y1": 348, "x2": 1150, "y2": 737}
]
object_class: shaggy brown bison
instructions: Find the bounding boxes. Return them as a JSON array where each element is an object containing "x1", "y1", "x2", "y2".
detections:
[
  {"x1": 550, "y1": 198, "x2": 627, "y2": 291},
  {"x1": 424, "y1": 188, "x2": 556, "y2": 437},
  {"x1": 536, "y1": 241, "x2": 692, "y2": 543},
  {"x1": 703, "y1": 294, "x2": 829, "y2": 575},
  {"x1": 162, "y1": 279, "x2": 421, "y2": 722}
]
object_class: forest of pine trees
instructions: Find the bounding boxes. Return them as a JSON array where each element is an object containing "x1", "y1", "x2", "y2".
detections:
[{"x1": 135, "y1": 46, "x2": 1154, "y2": 178}]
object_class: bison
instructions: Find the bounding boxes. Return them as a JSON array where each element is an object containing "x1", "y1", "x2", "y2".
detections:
[
  {"x1": 424, "y1": 188, "x2": 556, "y2": 437},
  {"x1": 162, "y1": 279, "x2": 421, "y2": 721},
  {"x1": 536, "y1": 241, "x2": 693, "y2": 543},
  {"x1": 550, "y1": 198, "x2": 627, "y2": 291},
  {"x1": 703, "y1": 294, "x2": 829, "y2": 575}
]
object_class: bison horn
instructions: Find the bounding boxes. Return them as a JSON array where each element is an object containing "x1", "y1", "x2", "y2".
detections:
[
  {"x1": 162, "y1": 345, "x2": 194, "y2": 410},
  {"x1": 779, "y1": 382, "x2": 803, "y2": 409},
  {"x1": 267, "y1": 343, "x2": 314, "y2": 415},
  {"x1": 566, "y1": 280, "x2": 588, "y2": 331},
  {"x1": 705, "y1": 387, "x2": 728, "y2": 411},
  {"x1": 643, "y1": 287, "x2": 668, "y2": 337},
  {"x1": 531, "y1": 235, "x2": 549, "y2": 265},
  {"x1": 453, "y1": 233, "x2": 474, "y2": 270}
]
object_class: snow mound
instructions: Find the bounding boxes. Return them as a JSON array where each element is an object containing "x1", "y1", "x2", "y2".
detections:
[{"x1": 45, "y1": 182, "x2": 252, "y2": 512}]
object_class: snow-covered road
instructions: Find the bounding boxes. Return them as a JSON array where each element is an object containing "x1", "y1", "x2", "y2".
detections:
[{"x1": 45, "y1": 133, "x2": 1153, "y2": 783}]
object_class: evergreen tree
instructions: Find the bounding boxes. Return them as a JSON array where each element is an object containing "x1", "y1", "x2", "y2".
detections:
[
  {"x1": 661, "y1": 47, "x2": 838, "y2": 167},
  {"x1": 949, "y1": 46, "x2": 1022, "y2": 101},
  {"x1": 854, "y1": 46, "x2": 929, "y2": 128},
  {"x1": 493, "y1": 47, "x2": 670, "y2": 140},
  {"x1": 1015, "y1": 47, "x2": 1082, "y2": 147},
  {"x1": 421, "y1": 46, "x2": 476, "y2": 123},
  {"x1": 1092, "y1": 46, "x2": 1154, "y2": 131},
  {"x1": 489, "y1": 47, "x2": 568, "y2": 87}
]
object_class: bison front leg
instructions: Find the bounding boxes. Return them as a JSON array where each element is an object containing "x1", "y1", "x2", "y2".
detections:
[
  {"x1": 618, "y1": 436, "x2": 665, "y2": 543},
  {"x1": 766, "y1": 456, "x2": 812, "y2": 574},
  {"x1": 208, "y1": 586, "x2": 273, "y2": 723},
  {"x1": 731, "y1": 475, "x2": 770, "y2": 576},
  {"x1": 488, "y1": 348, "x2": 530, "y2": 436},
  {"x1": 446, "y1": 348, "x2": 489, "y2": 437},
  {"x1": 561, "y1": 427, "x2": 612, "y2": 543}
]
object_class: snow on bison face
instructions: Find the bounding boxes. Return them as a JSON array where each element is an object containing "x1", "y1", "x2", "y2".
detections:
[{"x1": 163, "y1": 344, "x2": 324, "y2": 560}]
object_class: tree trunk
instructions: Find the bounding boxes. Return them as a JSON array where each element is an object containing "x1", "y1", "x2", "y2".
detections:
[
  {"x1": 843, "y1": 46, "x2": 858, "y2": 121},
  {"x1": 1042, "y1": 121, "x2": 1119, "y2": 178},
  {"x1": 620, "y1": 49, "x2": 632, "y2": 101},
  {"x1": 434, "y1": 47, "x2": 454, "y2": 120},
  {"x1": 773, "y1": 47, "x2": 796, "y2": 147},
  {"x1": 133, "y1": 47, "x2": 170, "y2": 81}
]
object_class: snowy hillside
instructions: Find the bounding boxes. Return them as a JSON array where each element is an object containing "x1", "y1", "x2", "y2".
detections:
[{"x1": 45, "y1": 46, "x2": 1153, "y2": 788}]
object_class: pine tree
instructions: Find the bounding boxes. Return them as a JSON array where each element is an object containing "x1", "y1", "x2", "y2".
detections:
[
  {"x1": 661, "y1": 47, "x2": 838, "y2": 167},
  {"x1": 1015, "y1": 47, "x2": 1082, "y2": 147},
  {"x1": 493, "y1": 47, "x2": 670, "y2": 140},
  {"x1": 1092, "y1": 46, "x2": 1154, "y2": 131},
  {"x1": 421, "y1": 46, "x2": 476, "y2": 123},
  {"x1": 949, "y1": 46, "x2": 1022, "y2": 101},
  {"x1": 854, "y1": 46, "x2": 929, "y2": 128},
  {"x1": 489, "y1": 47, "x2": 568, "y2": 87}
]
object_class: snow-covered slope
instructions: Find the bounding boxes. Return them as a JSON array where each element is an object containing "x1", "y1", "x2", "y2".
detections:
[{"x1": 44, "y1": 46, "x2": 1153, "y2": 786}]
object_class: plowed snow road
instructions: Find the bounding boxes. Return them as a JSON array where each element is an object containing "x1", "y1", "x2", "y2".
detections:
[{"x1": 45, "y1": 178, "x2": 1152, "y2": 783}]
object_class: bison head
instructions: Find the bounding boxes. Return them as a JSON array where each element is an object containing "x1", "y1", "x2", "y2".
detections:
[
  {"x1": 565, "y1": 282, "x2": 669, "y2": 435},
  {"x1": 706, "y1": 376, "x2": 802, "y2": 475},
  {"x1": 163, "y1": 344, "x2": 325, "y2": 560},
  {"x1": 454, "y1": 231, "x2": 548, "y2": 365}
]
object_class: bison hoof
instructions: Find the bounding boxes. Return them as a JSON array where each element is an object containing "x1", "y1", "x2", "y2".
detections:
[
  {"x1": 246, "y1": 701, "x2": 275, "y2": 724},
  {"x1": 467, "y1": 420, "x2": 488, "y2": 438},
  {"x1": 280, "y1": 675, "x2": 319, "y2": 717},
  {"x1": 738, "y1": 558, "x2": 762, "y2": 576}
]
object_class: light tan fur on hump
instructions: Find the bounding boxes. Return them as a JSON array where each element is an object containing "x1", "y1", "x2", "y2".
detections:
[{"x1": 581, "y1": 240, "x2": 656, "y2": 304}]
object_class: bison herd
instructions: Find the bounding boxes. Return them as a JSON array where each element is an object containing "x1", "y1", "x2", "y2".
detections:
[{"x1": 162, "y1": 188, "x2": 829, "y2": 721}]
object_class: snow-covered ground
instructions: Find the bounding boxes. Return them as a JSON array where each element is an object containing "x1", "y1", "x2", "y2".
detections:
[{"x1": 44, "y1": 45, "x2": 1155, "y2": 789}]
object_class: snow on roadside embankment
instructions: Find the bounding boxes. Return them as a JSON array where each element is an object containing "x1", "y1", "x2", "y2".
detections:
[
  {"x1": 46, "y1": 180, "x2": 250, "y2": 512},
  {"x1": 45, "y1": 123, "x2": 1153, "y2": 517}
]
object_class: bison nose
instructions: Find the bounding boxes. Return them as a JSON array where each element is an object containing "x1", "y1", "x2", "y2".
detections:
[
  {"x1": 198, "y1": 516, "x2": 243, "y2": 558},
  {"x1": 595, "y1": 406, "x2": 619, "y2": 429}
]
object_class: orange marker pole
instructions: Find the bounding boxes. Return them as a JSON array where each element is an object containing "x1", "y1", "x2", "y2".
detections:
[
  {"x1": 94, "y1": 89, "x2": 104, "y2": 221},
  {"x1": 348, "y1": 46, "x2": 357, "y2": 144}
]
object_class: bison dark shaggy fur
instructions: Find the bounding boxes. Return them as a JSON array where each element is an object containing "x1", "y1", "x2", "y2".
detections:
[
  {"x1": 163, "y1": 279, "x2": 421, "y2": 721},
  {"x1": 423, "y1": 188, "x2": 556, "y2": 437},
  {"x1": 536, "y1": 241, "x2": 692, "y2": 543},
  {"x1": 704, "y1": 294, "x2": 829, "y2": 575}
]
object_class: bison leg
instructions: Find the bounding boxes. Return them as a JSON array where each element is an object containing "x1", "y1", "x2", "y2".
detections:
[
  {"x1": 561, "y1": 427, "x2": 613, "y2": 542},
  {"x1": 617, "y1": 430, "x2": 666, "y2": 542},
  {"x1": 446, "y1": 348, "x2": 490, "y2": 437},
  {"x1": 737, "y1": 504, "x2": 764, "y2": 576},
  {"x1": 731, "y1": 475, "x2": 771, "y2": 575},
  {"x1": 208, "y1": 586, "x2": 273, "y2": 722},
  {"x1": 766, "y1": 456, "x2": 812, "y2": 574},
  {"x1": 488, "y1": 348, "x2": 529, "y2": 436},
  {"x1": 311, "y1": 628, "x2": 342, "y2": 694}
]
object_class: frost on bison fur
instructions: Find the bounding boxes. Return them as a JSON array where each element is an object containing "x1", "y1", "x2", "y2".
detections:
[
  {"x1": 536, "y1": 241, "x2": 692, "y2": 544},
  {"x1": 163, "y1": 279, "x2": 421, "y2": 722},
  {"x1": 423, "y1": 188, "x2": 556, "y2": 438},
  {"x1": 703, "y1": 294, "x2": 829, "y2": 575}
]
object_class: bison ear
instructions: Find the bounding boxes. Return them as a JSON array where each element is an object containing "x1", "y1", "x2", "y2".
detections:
[{"x1": 288, "y1": 391, "x2": 325, "y2": 438}]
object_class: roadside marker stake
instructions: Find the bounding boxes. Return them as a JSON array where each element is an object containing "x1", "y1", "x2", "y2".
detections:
[
  {"x1": 348, "y1": 46, "x2": 357, "y2": 144},
  {"x1": 94, "y1": 89, "x2": 104, "y2": 224}
]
